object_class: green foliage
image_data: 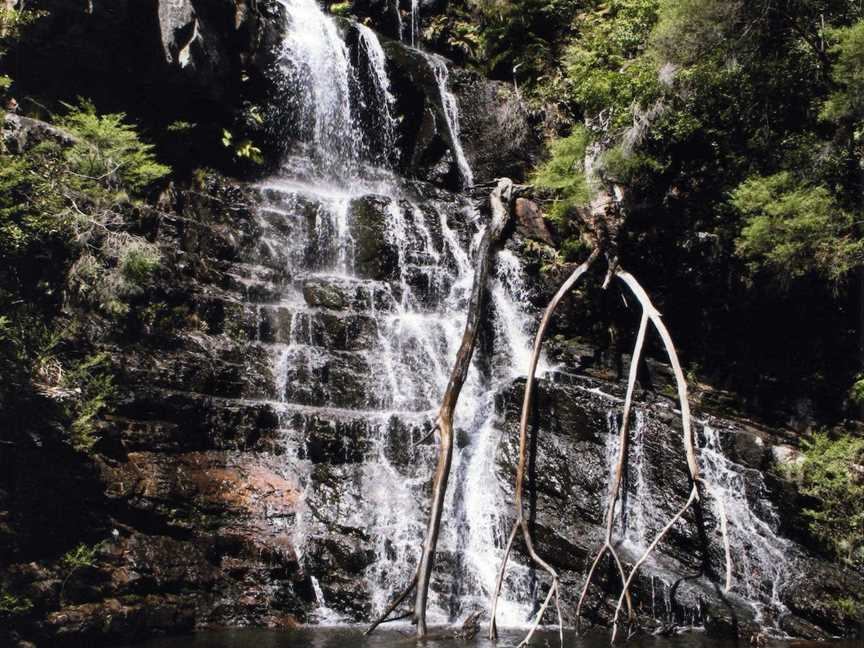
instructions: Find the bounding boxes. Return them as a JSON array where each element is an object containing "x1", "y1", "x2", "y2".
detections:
[
  {"x1": 822, "y1": 20, "x2": 864, "y2": 123},
  {"x1": 832, "y1": 596, "x2": 864, "y2": 619},
  {"x1": 564, "y1": 0, "x2": 661, "y2": 127},
  {"x1": 531, "y1": 127, "x2": 590, "y2": 221},
  {"x1": 0, "y1": 5, "x2": 44, "y2": 100},
  {"x1": 59, "y1": 100, "x2": 170, "y2": 194},
  {"x1": 0, "y1": 588, "x2": 33, "y2": 618},
  {"x1": 651, "y1": 0, "x2": 742, "y2": 66},
  {"x1": 329, "y1": 2, "x2": 351, "y2": 16},
  {"x1": 851, "y1": 375, "x2": 864, "y2": 405},
  {"x1": 599, "y1": 144, "x2": 664, "y2": 184},
  {"x1": 222, "y1": 128, "x2": 264, "y2": 165},
  {"x1": 61, "y1": 542, "x2": 99, "y2": 571},
  {"x1": 786, "y1": 432, "x2": 864, "y2": 566},
  {"x1": 166, "y1": 120, "x2": 195, "y2": 133},
  {"x1": 62, "y1": 353, "x2": 115, "y2": 452},
  {"x1": 429, "y1": 15, "x2": 482, "y2": 60},
  {"x1": 732, "y1": 172, "x2": 864, "y2": 283},
  {"x1": 0, "y1": 151, "x2": 65, "y2": 258},
  {"x1": 0, "y1": 5, "x2": 44, "y2": 57},
  {"x1": 0, "y1": 101, "x2": 161, "y2": 450},
  {"x1": 120, "y1": 240, "x2": 160, "y2": 285}
]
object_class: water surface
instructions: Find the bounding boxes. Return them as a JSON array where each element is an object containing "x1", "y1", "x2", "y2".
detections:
[{"x1": 134, "y1": 627, "x2": 863, "y2": 648}]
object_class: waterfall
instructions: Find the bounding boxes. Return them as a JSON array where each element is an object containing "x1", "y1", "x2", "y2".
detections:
[
  {"x1": 355, "y1": 23, "x2": 399, "y2": 167},
  {"x1": 275, "y1": 0, "x2": 361, "y2": 178},
  {"x1": 427, "y1": 54, "x2": 475, "y2": 190},
  {"x1": 410, "y1": 0, "x2": 419, "y2": 47},
  {"x1": 258, "y1": 0, "x2": 796, "y2": 630},
  {"x1": 260, "y1": 0, "x2": 533, "y2": 627},
  {"x1": 602, "y1": 404, "x2": 794, "y2": 629},
  {"x1": 699, "y1": 424, "x2": 794, "y2": 624}
]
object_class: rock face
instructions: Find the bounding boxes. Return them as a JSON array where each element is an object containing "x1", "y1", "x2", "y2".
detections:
[
  {"x1": 491, "y1": 373, "x2": 864, "y2": 639},
  {"x1": 17, "y1": 0, "x2": 278, "y2": 108},
  {"x1": 2, "y1": 5, "x2": 864, "y2": 648},
  {"x1": 0, "y1": 173, "x2": 318, "y2": 646}
]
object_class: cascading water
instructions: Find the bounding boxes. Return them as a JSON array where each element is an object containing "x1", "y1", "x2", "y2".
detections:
[
  {"x1": 410, "y1": 0, "x2": 419, "y2": 47},
  {"x1": 259, "y1": 0, "x2": 792, "y2": 632},
  {"x1": 699, "y1": 424, "x2": 794, "y2": 625},
  {"x1": 602, "y1": 403, "x2": 795, "y2": 630},
  {"x1": 260, "y1": 0, "x2": 538, "y2": 627},
  {"x1": 428, "y1": 54, "x2": 475, "y2": 190},
  {"x1": 274, "y1": 0, "x2": 361, "y2": 177}
]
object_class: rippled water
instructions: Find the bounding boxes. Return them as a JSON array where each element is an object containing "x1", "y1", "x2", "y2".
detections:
[{"x1": 134, "y1": 628, "x2": 863, "y2": 648}]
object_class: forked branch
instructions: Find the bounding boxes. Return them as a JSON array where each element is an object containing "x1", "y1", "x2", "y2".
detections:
[
  {"x1": 574, "y1": 310, "x2": 647, "y2": 631},
  {"x1": 488, "y1": 248, "x2": 601, "y2": 644},
  {"x1": 609, "y1": 269, "x2": 732, "y2": 642}
]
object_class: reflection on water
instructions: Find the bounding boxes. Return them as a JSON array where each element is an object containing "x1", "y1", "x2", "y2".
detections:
[{"x1": 132, "y1": 627, "x2": 863, "y2": 648}]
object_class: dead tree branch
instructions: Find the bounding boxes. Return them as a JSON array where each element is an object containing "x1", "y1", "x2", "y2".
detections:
[
  {"x1": 489, "y1": 247, "x2": 601, "y2": 643},
  {"x1": 609, "y1": 268, "x2": 732, "y2": 642},
  {"x1": 574, "y1": 310, "x2": 646, "y2": 631},
  {"x1": 366, "y1": 178, "x2": 515, "y2": 637}
]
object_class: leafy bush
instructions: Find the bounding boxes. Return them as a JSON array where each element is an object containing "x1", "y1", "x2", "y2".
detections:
[
  {"x1": 0, "y1": 5, "x2": 44, "y2": 58},
  {"x1": 0, "y1": 588, "x2": 32, "y2": 618},
  {"x1": 564, "y1": 0, "x2": 661, "y2": 128},
  {"x1": 651, "y1": 0, "x2": 743, "y2": 66},
  {"x1": 0, "y1": 101, "x2": 161, "y2": 448},
  {"x1": 732, "y1": 172, "x2": 864, "y2": 283},
  {"x1": 119, "y1": 239, "x2": 161, "y2": 286},
  {"x1": 0, "y1": 151, "x2": 66, "y2": 259},
  {"x1": 786, "y1": 432, "x2": 864, "y2": 566},
  {"x1": 850, "y1": 376, "x2": 864, "y2": 406},
  {"x1": 60, "y1": 542, "x2": 99, "y2": 571},
  {"x1": 63, "y1": 353, "x2": 115, "y2": 452},
  {"x1": 531, "y1": 126, "x2": 591, "y2": 222},
  {"x1": 821, "y1": 20, "x2": 864, "y2": 123},
  {"x1": 58, "y1": 101, "x2": 170, "y2": 194}
]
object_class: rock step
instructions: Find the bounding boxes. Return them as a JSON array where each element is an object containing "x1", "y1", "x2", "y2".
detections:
[
  {"x1": 278, "y1": 345, "x2": 442, "y2": 412},
  {"x1": 111, "y1": 387, "x2": 282, "y2": 452},
  {"x1": 110, "y1": 336, "x2": 276, "y2": 401},
  {"x1": 252, "y1": 189, "x2": 470, "y2": 282}
]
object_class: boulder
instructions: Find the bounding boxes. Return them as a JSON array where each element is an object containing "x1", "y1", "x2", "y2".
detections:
[
  {"x1": 1, "y1": 114, "x2": 76, "y2": 154},
  {"x1": 514, "y1": 198, "x2": 554, "y2": 245}
]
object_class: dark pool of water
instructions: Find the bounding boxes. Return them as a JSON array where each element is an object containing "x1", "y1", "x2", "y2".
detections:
[{"x1": 132, "y1": 627, "x2": 864, "y2": 648}]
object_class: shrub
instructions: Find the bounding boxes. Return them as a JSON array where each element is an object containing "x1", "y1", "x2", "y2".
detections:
[
  {"x1": 821, "y1": 20, "x2": 864, "y2": 123},
  {"x1": 0, "y1": 589, "x2": 33, "y2": 618},
  {"x1": 58, "y1": 100, "x2": 170, "y2": 195},
  {"x1": 62, "y1": 353, "x2": 116, "y2": 452},
  {"x1": 531, "y1": 126, "x2": 591, "y2": 222},
  {"x1": 786, "y1": 431, "x2": 864, "y2": 567},
  {"x1": 732, "y1": 172, "x2": 864, "y2": 284},
  {"x1": 60, "y1": 542, "x2": 99, "y2": 571}
]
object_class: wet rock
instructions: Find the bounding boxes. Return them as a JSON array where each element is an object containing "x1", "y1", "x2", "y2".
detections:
[
  {"x1": 303, "y1": 280, "x2": 350, "y2": 311},
  {"x1": 450, "y1": 68, "x2": 541, "y2": 183},
  {"x1": 302, "y1": 277, "x2": 397, "y2": 312},
  {"x1": 349, "y1": 196, "x2": 400, "y2": 280},
  {"x1": 489, "y1": 372, "x2": 863, "y2": 638},
  {"x1": 349, "y1": 0, "x2": 402, "y2": 39},
  {"x1": 514, "y1": 198, "x2": 554, "y2": 245},
  {"x1": 15, "y1": 0, "x2": 279, "y2": 128},
  {"x1": 43, "y1": 595, "x2": 197, "y2": 647}
]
